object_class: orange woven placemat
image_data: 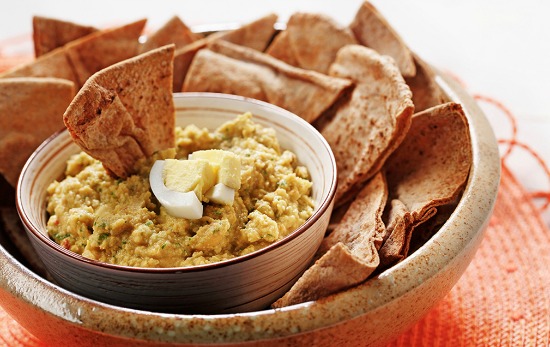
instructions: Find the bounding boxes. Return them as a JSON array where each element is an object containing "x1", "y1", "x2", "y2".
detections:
[{"x1": 388, "y1": 162, "x2": 550, "y2": 347}]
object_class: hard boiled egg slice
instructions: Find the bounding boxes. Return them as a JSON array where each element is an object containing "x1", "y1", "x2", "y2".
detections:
[
  {"x1": 149, "y1": 160, "x2": 203, "y2": 219},
  {"x1": 205, "y1": 183, "x2": 235, "y2": 205},
  {"x1": 188, "y1": 149, "x2": 241, "y2": 189}
]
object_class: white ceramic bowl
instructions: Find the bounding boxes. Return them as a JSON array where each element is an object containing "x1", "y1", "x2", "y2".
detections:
[
  {"x1": 0, "y1": 73, "x2": 500, "y2": 346},
  {"x1": 15, "y1": 92, "x2": 337, "y2": 314}
]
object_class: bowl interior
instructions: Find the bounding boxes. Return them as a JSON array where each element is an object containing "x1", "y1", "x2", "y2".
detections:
[{"x1": 18, "y1": 92, "x2": 336, "y2": 263}]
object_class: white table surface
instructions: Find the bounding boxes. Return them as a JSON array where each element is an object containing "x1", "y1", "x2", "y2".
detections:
[{"x1": 1, "y1": 0, "x2": 549, "y2": 225}]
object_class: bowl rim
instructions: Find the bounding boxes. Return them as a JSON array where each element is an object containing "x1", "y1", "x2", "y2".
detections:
[
  {"x1": 1, "y1": 71, "x2": 501, "y2": 344},
  {"x1": 15, "y1": 92, "x2": 338, "y2": 274}
]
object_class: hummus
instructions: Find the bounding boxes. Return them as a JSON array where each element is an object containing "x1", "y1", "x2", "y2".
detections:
[{"x1": 46, "y1": 113, "x2": 315, "y2": 268}]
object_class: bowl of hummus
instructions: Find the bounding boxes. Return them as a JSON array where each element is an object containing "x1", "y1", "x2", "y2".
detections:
[{"x1": 17, "y1": 92, "x2": 337, "y2": 314}]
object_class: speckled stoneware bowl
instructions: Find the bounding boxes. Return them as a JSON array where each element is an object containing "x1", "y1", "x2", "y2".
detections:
[
  {"x1": 0, "y1": 73, "x2": 500, "y2": 346},
  {"x1": 15, "y1": 93, "x2": 337, "y2": 314}
]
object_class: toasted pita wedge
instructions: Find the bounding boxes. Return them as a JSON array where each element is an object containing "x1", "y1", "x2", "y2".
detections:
[
  {"x1": 378, "y1": 199, "x2": 417, "y2": 267},
  {"x1": 33, "y1": 16, "x2": 98, "y2": 57},
  {"x1": 379, "y1": 102, "x2": 472, "y2": 266},
  {"x1": 321, "y1": 45, "x2": 413, "y2": 205},
  {"x1": 140, "y1": 16, "x2": 202, "y2": 54},
  {"x1": 183, "y1": 40, "x2": 352, "y2": 123},
  {"x1": 320, "y1": 172, "x2": 388, "y2": 255},
  {"x1": 266, "y1": 12, "x2": 357, "y2": 74},
  {"x1": 63, "y1": 45, "x2": 175, "y2": 178},
  {"x1": 272, "y1": 243, "x2": 371, "y2": 308},
  {"x1": 272, "y1": 172, "x2": 387, "y2": 308},
  {"x1": 405, "y1": 53, "x2": 447, "y2": 112},
  {"x1": 171, "y1": 13, "x2": 278, "y2": 92},
  {"x1": 172, "y1": 40, "x2": 209, "y2": 93},
  {"x1": 0, "y1": 77, "x2": 76, "y2": 187},
  {"x1": 217, "y1": 13, "x2": 278, "y2": 51},
  {"x1": 264, "y1": 31, "x2": 299, "y2": 67},
  {"x1": 350, "y1": 1, "x2": 416, "y2": 77},
  {"x1": 140, "y1": 16, "x2": 202, "y2": 92},
  {"x1": 0, "y1": 47, "x2": 78, "y2": 84},
  {"x1": 408, "y1": 197, "x2": 460, "y2": 255},
  {"x1": 64, "y1": 19, "x2": 146, "y2": 87}
]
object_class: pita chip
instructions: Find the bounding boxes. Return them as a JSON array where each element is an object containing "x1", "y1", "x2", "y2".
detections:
[
  {"x1": 379, "y1": 102, "x2": 472, "y2": 266},
  {"x1": 321, "y1": 44, "x2": 413, "y2": 205},
  {"x1": 63, "y1": 45, "x2": 175, "y2": 178},
  {"x1": 0, "y1": 47, "x2": 78, "y2": 84},
  {"x1": 1, "y1": 19, "x2": 146, "y2": 88},
  {"x1": 272, "y1": 172, "x2": 387, "y2": 308},
  {"x1": 405, "y1": 53, "x2": 448, "y2": 112},
  {"x1": 350, "y1": 1, "x2": 416, "y2": 77},
  {"x1": 266, "y1": 12, "x2": 357, "y2": 74},
  {"x1": 0, "y1": 77, "x2": 76, "y2": 187},
  {"x1": 140, "y1": 16, "x2": 203, "y2": 91},
  {"x1": 264, "y1": 31, "x2": 299, "y2": 67},
  {"x1": 64, "y1": 19, "x2": 147, "y2": 87},
  {"x1": 140, "y1": 16, "x2": 202, "y2": 54},
  {"x1": 171, "y1": 13, "x2": 278, "y2": 92},
  {"x1": 216, "y1": 13, "x2": 278, "y2": 52},
  {"x1": 33, "y1": 16, "x2": 98, "y2": 57},
  {"x1": 183, "y1": 40, "x2": 352, "y2": 123}
]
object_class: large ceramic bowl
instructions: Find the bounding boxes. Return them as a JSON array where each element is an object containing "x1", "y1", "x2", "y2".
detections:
[
  {"x1": 15, "y1": 93, "x2": 337, "y2": 314},
  {"x1": 0, "y1": 73, "x2": 500, "y2": 346}
]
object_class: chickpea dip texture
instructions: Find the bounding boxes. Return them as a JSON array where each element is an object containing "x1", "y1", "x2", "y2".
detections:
[{"x1": 46, "y1": 113, "x2": 315, "y2": 268}]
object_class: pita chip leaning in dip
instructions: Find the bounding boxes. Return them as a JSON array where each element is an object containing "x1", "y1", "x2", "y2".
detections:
[
  {"x1": 63, "y1": 45, "x2": 175, "y2": 178},
  {"x1": 183, "y1": 40, "x2": 352, "y2": 124},
  {"x1": 0, "y1": 77, "x2": 76, "y2": 187},
  {"x1": 379, "y1": 102, "x2": 472, "y2": 267},
  {"x1": 266, "y1": 12, "x2": 357, "y2": 74},
  {"x1": 272, "y1": 172, "x2": 387, "y2": 308},
  {"x1": 32, "y1": 15, "x2": 98, "y2": 57},
  {"x1": 321, "y1": 44, "x2": 414, "y2": 205},
  {"x1": 350, "y1": 1, "x2": 416, "y2": 77}
]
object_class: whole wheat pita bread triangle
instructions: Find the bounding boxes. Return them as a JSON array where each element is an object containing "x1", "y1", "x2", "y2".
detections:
[
  {"x1": 1, "y1": 19, "x2": 147, "y2": 89},
  {"x1": 264, "y1": 31, "x2": 299, "y2": 67},
  {"x1": 216, "y1": 13, "x2": 278, "y2": 52},
  {"x1": 171, "y1": 13, "x2": 279, "y2": 92},
  {"x1": 266, "y1": 12, "x2": 357, "y2": 74},
  {"x1": 183, "y1": 40, "x2": 352, "y2": 123},
  {"x1": 64, "y1": 19, "x2": 147, "y2": 87},
  {"x1": 0, "y1": 46, "x2": 78, "y2": 84},
  {"x1": 0, "y1": 77, "x2": 76, "y2": 187},
  {"x1": 349, "y1": 1, "x2": 416, "y2": 77},
  {"x1": 140, "y1": 15, "x2": 202, "y2": 54},
  {"x1": 405, "y1": 53, "x2": 448, "y2": 112},
  {"x1": 63, "y1": 45, "x2": 175, "y2": 178},
  {"x1": 321, "y1": 44, "x2": 413, "y2": 205},
  {"x1": 379, "y1": 102, "x2": 472, "y2": 266},
  {"x1": 32, "y1": 16, "x2": 98, "y2": 57},
  {"x1": 272, "y1": 172, "x2": 387, "y2": 308}
]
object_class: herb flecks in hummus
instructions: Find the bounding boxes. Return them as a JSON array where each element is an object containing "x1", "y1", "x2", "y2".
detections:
[{"x1": 46, "y1": 113, "x2": 315, "y2": 268}]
